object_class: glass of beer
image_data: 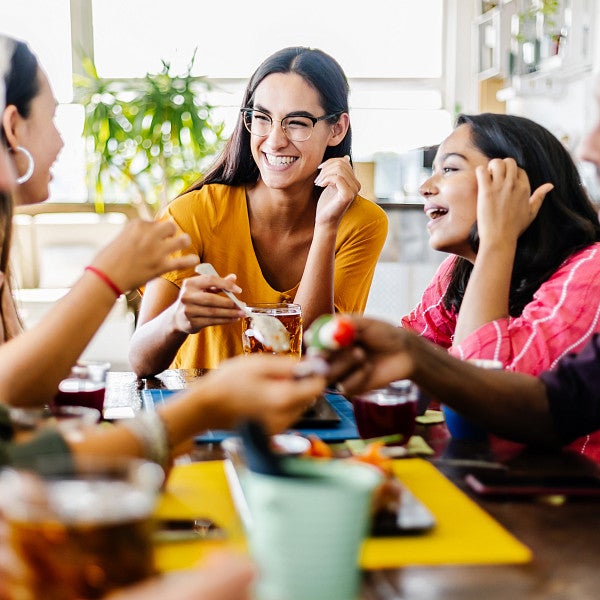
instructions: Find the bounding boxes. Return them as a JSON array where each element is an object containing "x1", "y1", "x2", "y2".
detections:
[
  {"x1": 241, "y1": 302, "x2": 302, "y2": 357},
  {"x1": 0, "y1": 457, "x2": 164, "y2": 600}
]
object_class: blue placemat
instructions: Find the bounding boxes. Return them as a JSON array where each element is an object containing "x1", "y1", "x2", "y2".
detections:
[{"x1": 141, "y1": 389, "x2": 359, "y2": 443}]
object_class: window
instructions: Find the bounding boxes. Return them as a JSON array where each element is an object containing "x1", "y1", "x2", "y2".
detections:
[
  {"x1": 92, "y1": 0, "x2": 443, "y2": 79},
  {"x1": 92, "y1": 0, "x2": 452, "y2": 162},
  {"x1": 1, "y1": 0, "x2": 453, "y2": 202}
]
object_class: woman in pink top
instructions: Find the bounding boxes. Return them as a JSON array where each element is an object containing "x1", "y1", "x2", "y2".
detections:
[
  {"x1": 403, "y1": 113, "x2": 600, "y2": 376},
  {"x1": 401, "y1": 113, "x2": 600, "y2": 457}
]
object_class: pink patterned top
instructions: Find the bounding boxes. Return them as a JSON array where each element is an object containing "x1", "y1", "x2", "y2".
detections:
[
  {"x1": 401, "y1": 242, "x2": 600, "y2": 376},
  {"x1": 402, "y1": 243, "x2": 600, "y2": 461}
]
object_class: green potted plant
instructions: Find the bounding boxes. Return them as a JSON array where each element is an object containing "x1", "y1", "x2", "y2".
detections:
[{"x1": 74, "y1": 51, "x2": 226, "y2": 217}]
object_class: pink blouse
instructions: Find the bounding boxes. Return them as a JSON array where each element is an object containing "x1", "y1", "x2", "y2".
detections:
[{"x1": 401, "y1": 243, "x2": 600, "y2": 376}]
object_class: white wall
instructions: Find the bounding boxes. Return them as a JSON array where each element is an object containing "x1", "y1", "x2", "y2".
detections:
[{"x1": 505, "y1": 75, "x2": 596, "y2": 155}]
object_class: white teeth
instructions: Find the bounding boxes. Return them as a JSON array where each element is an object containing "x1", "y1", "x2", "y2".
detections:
[
  {"x1": 426, "y1": 207, "x2": 448, "y2": 219},
  {"x1": 265, "y1": 154, "x2": 297, "y2": 166}
]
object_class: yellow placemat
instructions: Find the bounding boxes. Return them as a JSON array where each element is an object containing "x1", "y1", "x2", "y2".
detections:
[
  {"x1": 361, "y1": 459, "x2": 532, "y2": 569},
  {"x1": 154, "y1": 459, "x2": 531, "y2": 572},
  {"x1": 153, "y1": 460, "x2": 246, "y2": 571}
]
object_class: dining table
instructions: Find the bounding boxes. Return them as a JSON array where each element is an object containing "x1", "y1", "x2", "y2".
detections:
[{"x1": 105, "y1": 369, "x2": 600, "y2": 600}]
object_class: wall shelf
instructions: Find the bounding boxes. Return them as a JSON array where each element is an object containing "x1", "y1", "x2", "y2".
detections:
[{"x1": 475, "y1": 0, "x2": 595, "y2": 99}]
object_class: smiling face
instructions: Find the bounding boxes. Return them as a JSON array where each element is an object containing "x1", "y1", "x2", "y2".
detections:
[
  {"x1": 249, "y1": 72, "x2": 341, "y2": 193},
  {"x1": 4, "y1": 68, "x2": 64, "y2": 206},
  {"x1": 420, "y1": 124, "x2": 490, "y2": 261}
]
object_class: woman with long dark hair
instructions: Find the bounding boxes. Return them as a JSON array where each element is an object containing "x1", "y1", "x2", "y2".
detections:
[
  {"x1": 403, "y1": 113, "x2": 600, "y2": 380},
  {"x1": 129, "y1": 47, "x2": 388, "y2": 375}
]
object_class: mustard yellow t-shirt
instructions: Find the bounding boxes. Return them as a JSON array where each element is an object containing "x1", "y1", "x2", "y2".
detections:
[{"x1": 160, "y1": 184, "x2": 388, "y2": 369}]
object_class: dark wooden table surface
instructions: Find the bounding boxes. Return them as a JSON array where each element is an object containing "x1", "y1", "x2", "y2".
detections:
[{"x1": 106, "y1": 370, "x2": 600, "y2": 600}]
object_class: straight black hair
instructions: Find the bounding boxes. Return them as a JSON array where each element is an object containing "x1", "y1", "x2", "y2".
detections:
[
  {"x1": 0, "y1": 34, "x2": 38, "y2": 338},
  {"x1": 0, "y1": 36, "x2": 41, "y2": 273},
  {"x1": 3, "y1": 38, "x2": 39, "y2": 133}
]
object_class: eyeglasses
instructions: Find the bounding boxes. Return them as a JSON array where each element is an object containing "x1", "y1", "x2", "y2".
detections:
[{"x1": 241, "y1": 108, "x2": 340, "y2": 142}]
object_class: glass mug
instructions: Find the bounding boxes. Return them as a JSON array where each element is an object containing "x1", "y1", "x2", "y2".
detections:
[
  {"x1": 351, "y1": 381, "x2": 418, "y2": 445},
  {"x1": 0, "y1": 457, "x2": 164, "y2": 600},
  {"x1": 54, "y1": 361, "x2": 111, "y2": 413},
  {"x1": 241, "y1": 303, "x2": 302, "y2": 357}
]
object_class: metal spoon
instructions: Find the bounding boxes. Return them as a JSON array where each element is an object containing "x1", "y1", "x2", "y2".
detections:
[{"x1": 194, "y1": 263, "x2": 291, "y2": 352}]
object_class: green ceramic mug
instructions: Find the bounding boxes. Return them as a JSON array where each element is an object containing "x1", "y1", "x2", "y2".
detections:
[{"x1": 242, "y1": 457, "x2": 382, "y2": 600}]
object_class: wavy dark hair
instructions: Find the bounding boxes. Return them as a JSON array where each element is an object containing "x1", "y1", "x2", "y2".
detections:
[
  {"x1": 444, "y1": 113, "x2": 600, "y2": 317},
  {"x1": 184, "y1": 46, "x2": 351, "y2": 193}
]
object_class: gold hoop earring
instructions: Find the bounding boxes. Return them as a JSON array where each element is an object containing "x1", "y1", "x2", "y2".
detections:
[{"x1": 12, "y1": 146, "x2": 34, "y2": 184}]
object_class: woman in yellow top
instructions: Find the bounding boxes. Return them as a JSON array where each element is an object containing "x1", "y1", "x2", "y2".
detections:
[{"x1": 129, "y1": 47, "x2": 388, "y2": 374}]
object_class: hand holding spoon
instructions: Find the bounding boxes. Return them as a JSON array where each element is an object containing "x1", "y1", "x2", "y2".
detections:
[{"x1": 194, "y1": 263, "x2": 291, "y2": 353}]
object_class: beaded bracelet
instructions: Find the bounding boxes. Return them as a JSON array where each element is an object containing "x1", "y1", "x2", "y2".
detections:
[
  {"x1": 84, "y1": 265, "x2": 123, "y2": 298},
  {"x1": 121, "y1": 412, "x2": 170, "y2": 469}
]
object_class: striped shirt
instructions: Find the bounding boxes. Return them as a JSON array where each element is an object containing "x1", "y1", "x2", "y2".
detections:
[{"x1": 402, "y1": 243, "x2": 600, "y2": 376}]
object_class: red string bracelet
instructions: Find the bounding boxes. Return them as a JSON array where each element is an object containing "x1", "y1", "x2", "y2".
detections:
[{"x1": 84, "y1": 266, "x2": 123, "y2": 298}]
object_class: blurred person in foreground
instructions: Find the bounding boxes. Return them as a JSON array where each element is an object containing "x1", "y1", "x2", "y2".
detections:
[{"x1": 0, "y1": 33, "x2": 326, "y2": 600}]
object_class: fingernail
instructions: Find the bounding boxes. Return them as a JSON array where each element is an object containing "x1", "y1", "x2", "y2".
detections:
[{"x1": 233, "y1": 285, "x2": 242, "y2": 294}]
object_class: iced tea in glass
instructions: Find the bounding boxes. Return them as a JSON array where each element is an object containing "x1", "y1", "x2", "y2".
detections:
[
  {"x1": 0, "y1": 458, "x2": 163, "y2": 600},
  {"x1": 241, "y1": 303, "x2": 302, "y2": 357}
]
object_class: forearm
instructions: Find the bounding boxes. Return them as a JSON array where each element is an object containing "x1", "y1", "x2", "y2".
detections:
[
  {"x1": 157, "y1": 380, "x2": 224, "y2": 443},
  {"x1": 453, "y1": 242, "x2": 516, "y2": 345},
  {"x1": 294, "y1": 225, "x2": 337, "y2": 326},
  {"x1": 410, "y1": 338, "x2": 558, "y2": 445},
  {"x1": 67, "y1": 424, "x2": 145, "y2": 467},
  {"x1": 129, "y1": 306, "x2": 188, "y2": 377},
  {"x1": 0, "y1": 272, "x2": 118, "y2": 406},
  {"x1": 65, "y1": 389, "x2": 212, "y2": 469}
]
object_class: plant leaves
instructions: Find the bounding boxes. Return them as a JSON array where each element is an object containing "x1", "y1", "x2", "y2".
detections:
[{"x1": 74, "y1": 49, "x2": 225, "y2": 212}]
